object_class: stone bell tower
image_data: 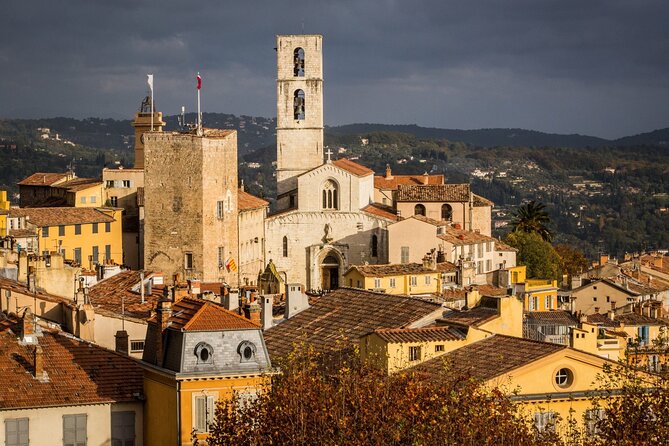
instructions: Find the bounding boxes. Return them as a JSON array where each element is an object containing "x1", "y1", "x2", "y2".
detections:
[
  {"x1": 275, "y1": 34, "x2": 324, "y2": 210},
  {"x1": 132, "y1": 96, "x2": 166, "y2": 169}
]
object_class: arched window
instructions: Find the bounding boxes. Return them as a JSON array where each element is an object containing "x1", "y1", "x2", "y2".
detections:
[
  {"x1": 371, "y1": 234, "x2": 378, "y2": 257},
  {"x1": 441, "y1": 204, "x2": 453, "y2": 221},
  {"x1": 282, "y1": 236, "x2": 288, "y2": 257},
  {"x1": 414, "y1": 204, "x2": 426, "y2": 216},
  {"x1": 294, "y1": 47, "x2": 305, "y2": 77},
  {"x1": 294, "y1": 89, "x2": 305, "y2": 120},
  {"x1": 322, "y1": 180, "x2": 338, "y2": 210}
]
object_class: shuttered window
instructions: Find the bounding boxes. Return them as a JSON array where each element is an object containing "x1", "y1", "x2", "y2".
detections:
[
  {"x1": 5, "y1": 418, "x2": 29, "y2": 446},
  {"x1": 194, "y1": 395, "x2": 216, "y2": 433},
  {"x1": 111, "y1": 411, "x2": 135, "y2": 446},
  {"x1": 63, "y1": 414, "x2": 87, "y2": 446}
]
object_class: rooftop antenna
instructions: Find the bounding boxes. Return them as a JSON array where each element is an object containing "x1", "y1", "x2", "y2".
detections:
[{"x1": 178, "y1": 106, "x2": 186, "y2": 130}]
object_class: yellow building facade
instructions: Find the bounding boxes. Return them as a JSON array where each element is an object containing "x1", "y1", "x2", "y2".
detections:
[
  {"x1": 0, "y1": 190, "x2": 10, "y2": 237},
  {"x1": 11, "y1": 207, "x2": 123, "y2": 267},
  {"x1": 343, "y1": 262, "x2": 457, "y2": 296},
  {"x1": 515, "y1": 279, "x2": 559, "y2": 311}
]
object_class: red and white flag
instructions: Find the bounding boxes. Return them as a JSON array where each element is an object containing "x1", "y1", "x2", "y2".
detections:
[{"x1": 197, "y1": 73, "x2": 202, "y2": 90}]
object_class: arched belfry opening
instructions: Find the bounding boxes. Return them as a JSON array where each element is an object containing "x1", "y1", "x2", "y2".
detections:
[
  {"x1": 320, "y1": 251, "x2": 341, "y2": 291},
  {"x1": 294, "y1": 47, "x2": 305, "y2": 76},
  {"x1": 294, "y1": 89, "x2": 305, "y2": 120}
]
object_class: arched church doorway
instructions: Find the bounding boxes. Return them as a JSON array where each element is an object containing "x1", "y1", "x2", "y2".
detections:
[{"x1": 321, "y1": 253, "x2": 340, "y2": 291}]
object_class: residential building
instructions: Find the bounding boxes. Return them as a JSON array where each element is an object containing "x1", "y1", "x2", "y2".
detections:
[
  {"x1": 515, "y1": 279, "x2": 559, "y2": 312},
  {"x1": 141, "y1": 296, "x2": 272, "y2": 445},
  {"x1": 571, "y1": 278, "x2": 642, "y2": 315},
  {"x1": 373, "y1": 165, "x2": 444, "y2": 206},
  {"x1": 0, "y1": 311, "x2": 144, "y2": 445},
  {"x1": 0, "y1": 190, "x2": 9, "y2": 237},
  {"x1": 387, "y1": 216, "x2": 448, "y2": 265},
  {"x1": 143, "y1": 129, "x2": 239, "y2": 285},
  {"x1": 437, "y1": 226, "x2": 500, "y2": 283},
  {"x1": 437, "y1": 292, "x2": 524, "y2": 338},
  {"x1": 342, "y1": 260, "x2": 456, "y2": 296},
  {"x1": 523, "y1": 310, "x2": 579, "y2": 346},
  {"x1": 8, "y1": 207, "x2": 123, "y2": 267},
  {"x1": 238, "y1": 188, "x2": 268, "y2": 287},
  {"x1": 17, "y1": 172, "x2": 103, "y2": 208}
]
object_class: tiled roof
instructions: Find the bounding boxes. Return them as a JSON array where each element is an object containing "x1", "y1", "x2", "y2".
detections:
[
  {"x1": 202, "y1": 128, "x2": 236, "y2": 138},
  {"x1": 238, "y1": 189, "x2": 269, "y2": 211},
  {"x1": 0, "y1": 316, "x2": 143, "y2": 409},
  {"x1": 584, "y1": 313, "x2": 619, "y2": 327},
  {"x1": 151, "y1": 297, "x2": 260, "y2": 331},
  {"x1": 10, "y1": 207, "x2": 115, "y2": 227},
  {"x1": 395, "y1": 184, "x2": 470, "y2": 202},
  {"x1": 55, "y1": 177, "x2": 102, "y2": 192},
  {"x1": 495, "y1": 240, "x2": 518, "y2": 252},
  {"x1": 17, "y1": 173, "x2": 68, "y2": 186},
  {"x1": 524, "y1": 310, "x2": 579, "y2": 326},
  {"x1": 438, "y1": 306, "x2": 499, "y2": 327},
  {"x1": 0, "y1": 277, "x2": 74, "y2": 308},
  {"x1": 88, "y1": 270, "x2": 161, "y2": 321},
  {"x1": 412, "y1": 334, "x2": 565, "y2": 381},
  {"x1": 438, "y1": 227, "x2": 496, "y2": 246},
  {"x1": 616, "y1": 312, "x2": 668, "y2": 326},
  {"x1": 332, "y1": 159, "x2": 374, "y2": 177},
  {"x1": 8, "y1": 229, "x2": 37, "y2": 238},
  {"x1": 474, "y1": 284, "x2": 509, "y2": 297},
  {"x1": 263, "y1": 287, "x2": 442, "y2": 358},
  {"x1": 361, "y1": 203, "x2": 399, "y2": 221},
  {"x1": 373, "y1": 326, "x2": 466, "y2": 343},
  {"x1": 473, "y1": 194, "x2": 494, "y2": 207},
  {"x1": 345, "y1": 262, "x2": 457, "y2": 278},
  {"x1": 410, "y1": 215, "x2": 451, "y2": 226},
  {"x1": 374, "y1": 174, "x2": 444, "y2": 190}
]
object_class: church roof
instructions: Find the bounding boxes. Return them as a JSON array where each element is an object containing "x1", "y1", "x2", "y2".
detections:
[
  {"x1": 332, "y1": 159, "x2": 374, "y2": 177},
  {"x1": 238, "y1": 189, "x2": 269, "y2": 211},
  {"x1": 374, "y1": 173, "x2": 444, "y2": 190},
  {"x1": 361, "y1": 203, "x2": 399, "y2": 221}
]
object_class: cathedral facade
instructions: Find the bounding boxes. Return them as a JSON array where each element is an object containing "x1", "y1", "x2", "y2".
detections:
[{"x1": 266, "y1": 35, "x2": 395, "y2": 291}]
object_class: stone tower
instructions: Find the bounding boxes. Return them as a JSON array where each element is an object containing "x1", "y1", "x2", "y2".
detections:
[
  {"x1": 275, "y1": 34, "x2": 324, "y2": 210},
  {"x1": 132, "y1": 96, "x2": 165, "y2": 169},
  {"x1": 143, "y1": 129, "x2": 239, "y2": 286}
]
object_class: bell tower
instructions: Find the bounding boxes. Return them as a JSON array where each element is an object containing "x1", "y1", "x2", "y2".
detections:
[
  {"x1": 132, "y1": 96, "x2": 165, "y2": 169},
  {"x1": 275, "y1": 34, "x2": 324, "y2": 210}
]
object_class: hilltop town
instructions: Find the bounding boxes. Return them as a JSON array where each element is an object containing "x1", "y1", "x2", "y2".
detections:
[{"x1": 0, "y1": 35, "x2": 668, "y2": 445}]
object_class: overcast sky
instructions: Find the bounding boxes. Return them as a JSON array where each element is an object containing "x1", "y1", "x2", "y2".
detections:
[{"x1": 1, "y1": 0, "x2": 668, "y2": 138}]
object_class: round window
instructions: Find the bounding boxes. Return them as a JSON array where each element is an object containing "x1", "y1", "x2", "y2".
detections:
[
  {"x1": 243, "y1": 346, "x2": 253, "y2": 360},
  {"x1": 194, "y1": 342, "x2": 214, "y2": 364},
  {"x1": 238, "y1": 341, "x2": 256, "y2": 363},
  {"x1": 555, "y1": 368, "x2": 573, "y2": 388},
  {"x1": 200, "y1": 348, "x2": 209, "y2": 362}
]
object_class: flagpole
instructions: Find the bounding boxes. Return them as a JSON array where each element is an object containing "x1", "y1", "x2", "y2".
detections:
[
  {"x1": 150, "y1": 78, "x2": 154, "y2": 132},
  {"x1": 197, "y1": 72, "x2": 202, "y2": 136}
]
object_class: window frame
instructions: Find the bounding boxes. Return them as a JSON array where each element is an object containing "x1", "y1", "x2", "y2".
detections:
[
  {"x1": 408, "y1": 345, "x2": 421, "y2": 362},
  {"x1": 63, "y1": 413, "x2": 87, "y2": 446},
  {"x1": 5, "y1": 417, "x2": 29, "y2": 446}
]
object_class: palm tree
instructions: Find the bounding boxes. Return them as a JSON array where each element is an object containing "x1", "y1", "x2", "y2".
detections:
[{"x1": 511, "y1": 200, "x2": 553, "y2": 242}]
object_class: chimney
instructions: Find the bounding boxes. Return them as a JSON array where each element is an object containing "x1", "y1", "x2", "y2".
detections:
[
  {"x1": 384, "y1": 164, "x2": 393, "y2": 180},
  {"x1": 436, "y1": 250, "x2": 446, "y2": 263},
  {"x1": 21, "y1": 309, "x2": 36, "y2": 344},
  {"x1": 244, "y1": 300, "x2": 261, "y2": 326},
  {"x1": 189, "y1": 279, "x2": 201, "y2": 295},
  {"x1": 600, "y1": 254, "x2": 609, "y2": 266},
  {"x1": 422, "y1": 172, "x2": 429, "y2": 185},
  {"x1": 285, "y1": 283, "x2": 309, "y2": 319},
  {"x1": 260, "y1": 295, "x2": 274, "y2": 330},
  {"x1": 453, "y1": 223, "x2": 462, "y2": 230},
  {"x1": 607, "y1": 311, "x2": 615, "y2": 321},
  {"x1": 115, "y1": 330, "x2": 129, "y2": 355},
  {"x1": 458, "y1": 234, "x2": 465, "y2": 240},
  {"x1": 140, "y1": 272, "x2": 145, "y2": 304},
  {"x1": 33, "y1": 345, "x2": 45, "y2": 379},
  {"x1": 157, "y1": 297, "x2": 173, "y2": 332},
  {"x1": 224, "y1": 288, "x2": 239, "y2": 312}
]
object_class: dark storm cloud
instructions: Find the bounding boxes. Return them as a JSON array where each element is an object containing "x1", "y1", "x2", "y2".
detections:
[{"x1": 1, "y1": 0, "x2": 668, "y2": 138}]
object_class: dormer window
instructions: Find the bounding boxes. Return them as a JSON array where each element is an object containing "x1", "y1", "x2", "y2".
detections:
[
  {"x1": 238, "y1": 341, "x2": 257, "y2": 363},
  {"x1": 194, "y1": 342, "x2": 214, "y2": 364}
]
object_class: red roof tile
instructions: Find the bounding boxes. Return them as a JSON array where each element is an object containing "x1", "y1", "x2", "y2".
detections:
[
  {"x1": 332, "y1": 159, "x2": 374, "y2": 177},
  {"x1": 152, "y1": 297, "x2": 260, "y2": 331},
  {"x1": 17, "y1": 173, "x2": 69, "y2": 186},
  {"x1": 373, "y1": 326, "x2": 466, "y2": 343},
  {"x1": 438, "y1": 227, "x2": 496, "y2": 246},
  {"x1": 374, "y1": 174, "x2": 444, "y2": 190},
  {"x1": 346, "y1": 262, "x2": 456, "y2": 278},
  {"x1": 54, "y1": 177, "x2": 102, "y2": 192},
  {"x1": 88, "y1": 270, "x2": 161, "y2": 321},
  {"x1": 361, "y1": 203, "x2": 399, "y2": 221},
  {"x1": 10, "y1": 207, "x2": 115, "y2": 227},
  {"x1": 395, "y1": 184, "x2": 471, "y2": 202},
  {"x1": 238, "y1": 189, "x2": 269, "y2": 211},
  {"x1": 0, "y1": 277, "x2": 74, "y2": 308}
]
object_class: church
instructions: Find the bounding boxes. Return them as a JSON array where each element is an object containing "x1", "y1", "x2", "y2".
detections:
[{"x1": 264, "y1": 35, "x2": 397, "y2": 291}]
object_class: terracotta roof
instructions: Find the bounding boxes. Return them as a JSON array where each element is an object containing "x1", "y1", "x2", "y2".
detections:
[
  {"x1": 361, "y1": 203, "x2": 399, "y2": 221},
  {"x1": 7, "y1": 229, "x2": 37, "y2": 238},
  {"x1": 438, "y1": 227, "x2": 496, "y2": 246},
  {"x1": 54, "y1": 177, "x2": 102, "y2": 192},
  {"x1": 0, "y1": 316, "x2": 143, "y2": 409},
  {"x1": 474, "y1": 284, "x2": 509, "y2": 297},
  {"x1": 412, "y1": 334, "x2": 565, "y2": 381},
  {"x1": 616, "y1": 313, "x2": 668, "y2": 326},
  {"x1": 238, "y1": 189, "x2": 269, "y2": 211},
  {"x1": 263, "y1": 287, "x2": 442, "y2": 358},
  {"x1": 472, "y1": 194, "x2": 494, "y2": 207},
  {"x1": 438, "y1": 306, "x2": 499, "y2": 327},
  {"x1": 0, "y1": 277, "x2": 74, "y2": 308},
  {"x1": 373, "y1": 326, "x2": 466, "y2": 343},
  {"x1": 332, "y1": 158, "x2": 374, "y2": 177},
  {"x1": 152, "y1": 297, "x2": 260, "y2": 331},
  {"x1": 345, "y1": 262, "x2": 457, "y2": 278},
  {"x1": 495, "y1": 240, "x2": 518, "y2": 252},
  {"x1": 395, "y1": 184, "x2": 470, "y2": 202},
  {"x1": 584, "y1": 313, "x2": 619, "y2": 327},
  {"x1": 524, "y1": 310, "x2": 579, "y2": 326},
  {"x1": 10, "y1": 207, "x2": 115, "y2": 227},
  {"x1": 17, "y1": 173, "x2": 68, "y2": 186},
  {"x1": 374, "y1": 173, "x2": 444, "y2": 190},
  {"x1": 88, "y1": 270, "x2": 161, "y2": 321},
  {"x1": 410, "y1": 215, "x2": 451, "y2": 226}
]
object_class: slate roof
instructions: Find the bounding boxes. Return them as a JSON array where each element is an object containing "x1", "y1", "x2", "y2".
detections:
[
  {"x1": 238, "y1": 189, "x2": 269, "y2": 211},
  {"x1": 17, "y1": 173, "x2": 68, "y2": 186},
  {"x1": 88, "y1": 270, "x2": 161, "y2": 321},
  {"x1": 374, "y1": 173, "x2": 444, "y2": 190},
  {"x1": 10, "y1": 208, "x2": 115, "y2": 227},
  {"x1": 151, "y1": 297, "x2": 260, "y2": 331},
  {"x1": 524, "y1": 310, "x2": 579, "y2": 326},
  {"x1": 332, "y1": 159, "x2": 374, "y2": 177},
  {"x1": 412, "y1": 334, "x2": 565, "y2": 381},
  {"x1": 361, "y1": 203, "x2": 399, "y2": 221},
  {"x1": 345, "y1": 262, "x2": 457, "y2": 278},
  {"x1": 438, "y1": 228, "x2": 496, "y2": 246},
  {"x1": 396, "y1": 184, "x2": 471, "y2": 202},
  {"x1": 0, "y1": 315, "x2": 143, "y2": 409},
  {"x1": 373, "y1": 326, "x2": 467, "y2": 343},
  {"x1": 263, "y1": 287, "x2": 443, "y2": 358}
]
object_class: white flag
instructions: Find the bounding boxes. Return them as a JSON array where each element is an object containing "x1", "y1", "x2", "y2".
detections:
[{"x1": 147, "y1": 74, "x2": 154, "y2": 92}]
